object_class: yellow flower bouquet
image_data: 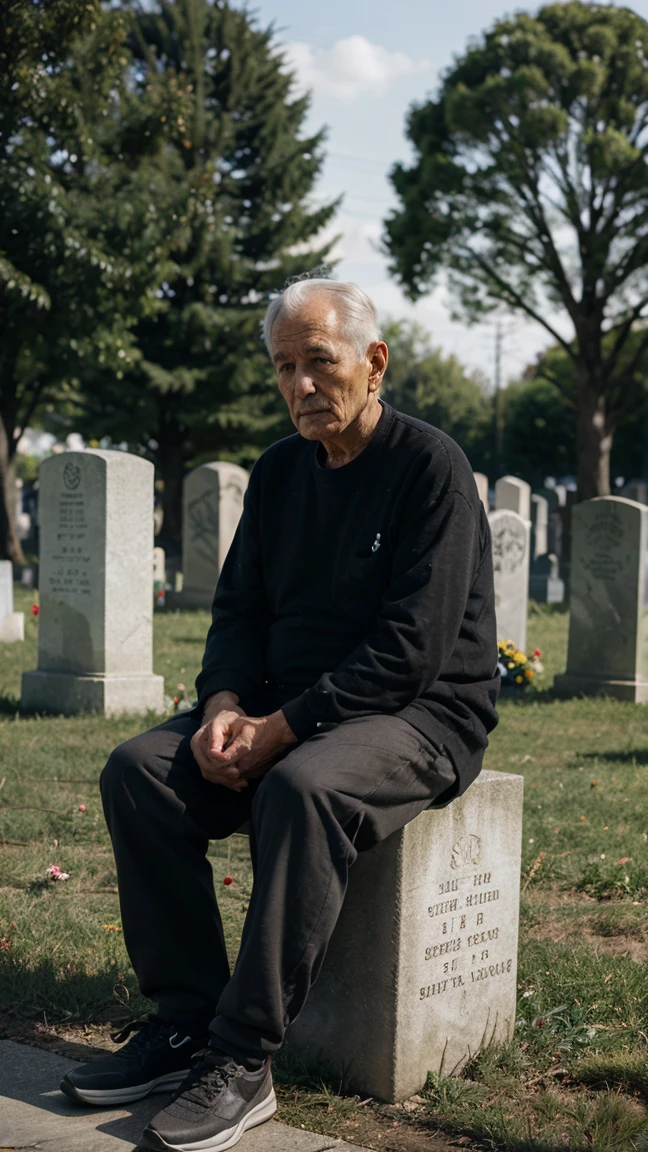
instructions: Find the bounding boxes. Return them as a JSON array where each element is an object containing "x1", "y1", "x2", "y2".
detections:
[{"x1": 497, "y1": 640, "x2": 543, "y2": 692}]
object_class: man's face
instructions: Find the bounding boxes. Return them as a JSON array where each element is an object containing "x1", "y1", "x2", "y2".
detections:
[{"x1": 271, "y1": 295, "x2": 384, "y2": 440}]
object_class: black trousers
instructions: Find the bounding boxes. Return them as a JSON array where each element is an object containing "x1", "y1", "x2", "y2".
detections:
[{"x1": 100, "y1": 711, "x2": 457, "y2": 1059}]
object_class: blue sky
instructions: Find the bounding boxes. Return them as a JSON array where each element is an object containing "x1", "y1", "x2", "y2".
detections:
[{"x1": 242, "y1": 0, "x2": 648, "y2": 385}]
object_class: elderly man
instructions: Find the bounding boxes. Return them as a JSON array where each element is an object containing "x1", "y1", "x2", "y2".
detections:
[{"x1": 61, "y1": 279, "x2": 499, "y2": 1151}]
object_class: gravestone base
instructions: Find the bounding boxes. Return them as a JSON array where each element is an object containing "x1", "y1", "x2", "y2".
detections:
[
  {"x1": 554, "y1": 673, "x2": 648, "y2": 703},
  {"x1": 0, "y1": 612, "x2": 24, "y2": 642},
  {"x1": 21, "y1": 670, "x2": 165, "y2": 717},
  {"x1": 284, "y1": 769, "x2": 523, "y2": 1102}
]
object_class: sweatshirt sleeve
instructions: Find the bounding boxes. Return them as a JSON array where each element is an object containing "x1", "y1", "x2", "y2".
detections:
[
  {"x1": 195, "y1": 461, "x2": 271, "y2": 713},
  {"x1": 280, "y1": 459, "x2": 481, "y2": 741}
]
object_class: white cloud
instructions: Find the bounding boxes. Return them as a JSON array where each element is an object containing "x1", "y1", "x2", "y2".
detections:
[{"x1": 283, "y1": 36, "x2": 429, "y2": 102}]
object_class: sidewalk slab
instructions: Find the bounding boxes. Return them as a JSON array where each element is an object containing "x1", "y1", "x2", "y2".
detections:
[{"x1": 0, "y1": 1040, "x2": 369, "y2": 1152}]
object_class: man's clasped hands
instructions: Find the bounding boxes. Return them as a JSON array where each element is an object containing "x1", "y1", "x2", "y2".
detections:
[{"x1": 190, "y1": 690, "x2": 297, "y2": 791}]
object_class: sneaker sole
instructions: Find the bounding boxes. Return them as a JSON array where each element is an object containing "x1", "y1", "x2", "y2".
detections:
[
  {"x1": 59, "y1": 1069, "x2": 191, "y2": 1106},
  {"x1": 141, "y1": 1085, "x2": 278, "y2": 1151}
]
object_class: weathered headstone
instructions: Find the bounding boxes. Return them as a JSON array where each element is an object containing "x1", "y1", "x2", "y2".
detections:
[
  {"x1": 530, "y1": 494, "x2": 548, "y2": 561},
  {"x1": 285, "y1": 769, "x2": 523, "y2": 1102},
  {"x1": 495, "y1": 476, "x2": 531, "y2": 522},
  {"x1": 0, "y1": 560, "x2": 24, "y2": 642},
  {"x1": 473, "y1": 472, "x2": 489, "y2": 511},
  {"x1": 22, "y1": 450, "x2": 164, "y2": 715},
  {"x1": 488, "y1": 510, "x2": 530, "y2": 652},
  {"x1": 176, "y1": 462, "x2": 249, "y2": 610},
  {"x1": 554, "y1": 496, "x2": 648, "y2": 701}
]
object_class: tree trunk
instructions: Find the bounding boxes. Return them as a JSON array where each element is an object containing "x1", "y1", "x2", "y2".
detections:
[
  {"x1": 156, "y1": 412, "x2": 186, "y2": 547},
  {"x1": 576, "y1": 362, "x2": 613, "y2": 502},
  {"x1": 0, "y1": 411, "x2": 25, "y2": 565}
]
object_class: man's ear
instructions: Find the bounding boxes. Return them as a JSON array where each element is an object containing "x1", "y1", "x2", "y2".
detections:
[{"x1": 368, "y1": 340, "x2": 388, "y2": 389}]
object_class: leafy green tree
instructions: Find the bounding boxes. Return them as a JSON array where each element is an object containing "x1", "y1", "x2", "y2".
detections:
[
  {"x1": 381, "y1": 316, "x2": 493, "y2": 471},
  {"x1": 71, "y1": 0, "x2": 336, "y2": 545},
  {"x1": 0, "y1": 0, "x2": 177, "y2": 563},
  {"x1": 501, "y1": 375, "x2": 576, "y2": 485},
  {"x1": 385, "y1": 2, "x2": 648, "y2": 500},
  {"x1": 502, "y1": 339, "x2": 648, "y2": 485}
]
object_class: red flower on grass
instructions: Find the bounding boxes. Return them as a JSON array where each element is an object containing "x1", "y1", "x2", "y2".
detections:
[{"x1": 31, "y1": 604, "x2": 39, "y2": 616}]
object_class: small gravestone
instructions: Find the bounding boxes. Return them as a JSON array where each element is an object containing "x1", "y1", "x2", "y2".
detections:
[
  {"x1": 530, "y1": 494, "x2": 548, "y2": 561},
  {"x1": 175, "y1": 462, "x2": 249, "y2": 610},
  {"x1": 153, "y1": 547, "x2": 166, "y2": 585},
  {"x1": 622, "y1": 480, "x2": 648, "y2": 505},
  {"x1": 555, "y1": 496, "x2": 648, "y2": 701},
  {"x1": 495, "y1": 476, "x2": 531, "y2": 522},
  {"x1": 529, "y1": 553, "x2": 565, "y2": 605},
  {"x1": 558, "y1": 489, "x2": 578, "y2": 588},
  {"x1": 285, "y1": 769, "x2": 523, "y2": 1101},
  {"x1": 473, "y1": 473, "x2": 489, "y2": 511},
  {"x1": 540, "y1": 487, "x2": 563, "y2": 558},
  {"x1": 0, "y1": 560, "x2": 24, "y2": 642},
  {"x1": 488, "y1": 510, "x2": 530, "y2": 652},
  {"x1": 153, "y1": 546, "x2": 166, "y2": 611},
  {"x1": 21, "y1": 450, "x2": 164, "y2": 715}
]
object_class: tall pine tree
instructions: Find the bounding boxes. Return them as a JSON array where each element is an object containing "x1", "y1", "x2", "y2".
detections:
[
  {"x1": 73, "y1": 0, "x2": 337, "y2": 544},
  {"x1": 0, "y1": 0, "x2": 179, "y2": 562}
]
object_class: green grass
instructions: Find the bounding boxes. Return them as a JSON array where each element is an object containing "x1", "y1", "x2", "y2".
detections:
[{"x1": 2, "y1": 590, "x2": 648, "y2": 1150}]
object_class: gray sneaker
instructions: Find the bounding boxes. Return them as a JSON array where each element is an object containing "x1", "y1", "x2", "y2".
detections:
[{"x1": 140, "y1": 1046, "x2": 276, "y2": 1150}]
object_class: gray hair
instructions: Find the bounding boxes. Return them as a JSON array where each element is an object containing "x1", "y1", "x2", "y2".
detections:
[{"x1": 263, "y1": 279, "x2": 380, "y2": 360}]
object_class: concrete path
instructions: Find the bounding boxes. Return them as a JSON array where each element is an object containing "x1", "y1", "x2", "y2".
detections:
[{"x1": 0, "y1": 1040, "x2": 371, "y2": 1152}]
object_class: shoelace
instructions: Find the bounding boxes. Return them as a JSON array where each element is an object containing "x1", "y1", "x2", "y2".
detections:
[
  {"x1": 110, "y1": 1017, "x2": 168, "y2": 1055},
  {"x1": 171, "y1": 1048, "x2": 238, "y2": 1107}
]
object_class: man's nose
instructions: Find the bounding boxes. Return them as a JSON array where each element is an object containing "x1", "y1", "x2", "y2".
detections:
[{"x1": 294, "y1": 370, "x2": 316, "y2": 397}]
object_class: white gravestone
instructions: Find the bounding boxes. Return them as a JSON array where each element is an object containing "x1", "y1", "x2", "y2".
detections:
[
  {"x1": 177, "y1": 462, "x2": 249, "y2": 610},
  {"x1": 0, "y1": 560, "x2": 24, "y2": 642},
  {"x1": 488, "y1": 510, "x2": 530, "y2": 652},
  {"x1": 495, "y1": 476, "x2": 531, "y2": 523},
  {"x1": 153, "y1": 547, "x2": 166, "y2": 585},
  {"x1": 473, "y1": 473, "x2": 489, "y2": 512},
  {"x1": 554, "y1": 497, "x2": 648, "y2": 702},
  {"x1": 285, "y1": 770, "x2": 523, "y2": 1102},
  {"x1": 22, "y1": 451, "x2": 164, "y2": 716}
]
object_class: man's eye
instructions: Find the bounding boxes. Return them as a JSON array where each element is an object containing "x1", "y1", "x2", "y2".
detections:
[
  {"x1": 315, "y1": 357, "x2": 331, "y2": 364},
  {"x1": 280, "y1": 363, "x2": 294, "y2": 373}
]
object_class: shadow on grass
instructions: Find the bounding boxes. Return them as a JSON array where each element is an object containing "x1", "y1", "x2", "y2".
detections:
[
  {"x1": 0, "y1": 693, "x2": 21, "y2": 717},
  {"x1": 0, "y1": 957, "x2": 149, "y2": 1030},
  {"x1": 581, "y1": 748, "x2": 648, "y2": 765}
]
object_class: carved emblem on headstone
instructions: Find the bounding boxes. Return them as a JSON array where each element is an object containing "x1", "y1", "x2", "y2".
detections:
[
  {"x1": 490, "y1": 516, "x2": 526, "y2": 574},
  {"x1": 63, "y1": 462, "x2": 82, "y2": 491},
  {"x1": 450, "y1": 833, "x2": 482, "y2": 870}
]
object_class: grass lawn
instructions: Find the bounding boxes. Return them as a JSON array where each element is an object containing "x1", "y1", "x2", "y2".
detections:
[{"x1": 2, "y1": 588, "x2": 648, "y2": 1151}]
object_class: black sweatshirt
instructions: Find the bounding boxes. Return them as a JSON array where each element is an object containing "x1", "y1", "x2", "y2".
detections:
[{"x1": 196, "y1": 402, "x2": 499, "y2": 795}]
